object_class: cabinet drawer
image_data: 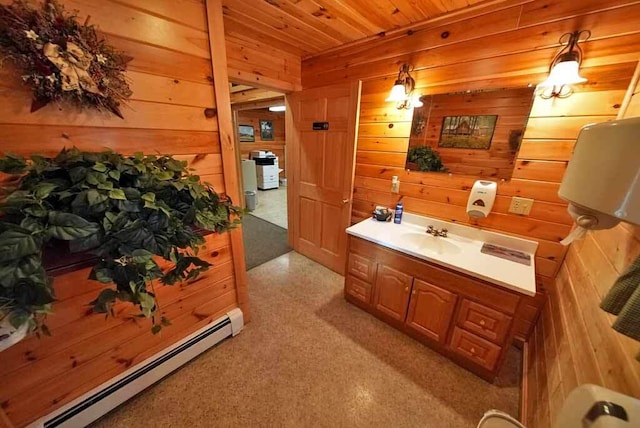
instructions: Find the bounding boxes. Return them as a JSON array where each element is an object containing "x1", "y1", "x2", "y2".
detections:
[
  {"x1": 345, "y1": 275, "x2": 372, "y2": 305},
  {"x1": 450, "y1": 327, "x2": 501, "y2": 371},
  {"x1": 348, "y1": 253, "x2": 377, "y2": 283},
  {"x1": 457, "y1": 299, "x2": 512, "y2": 344}
]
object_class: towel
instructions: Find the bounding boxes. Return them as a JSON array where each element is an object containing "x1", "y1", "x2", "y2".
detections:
[{"x1": 600, "y1": 254, "x2": 640, "y2": 359}]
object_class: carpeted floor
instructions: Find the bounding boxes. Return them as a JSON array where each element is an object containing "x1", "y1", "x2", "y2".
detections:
[
  {"x1": 242, "y1": 214, "x2": 292, "y2": 269},
  {"x1": 95, "y1": 252, "x2": 521, "y2": 428}
]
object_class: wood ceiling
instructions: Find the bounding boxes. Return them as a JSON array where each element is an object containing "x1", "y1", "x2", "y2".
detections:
[
  {"x1": 229, "y1": 84, "x2": 284, "y2": 106},
  {"x1": 222, "y1": 0, "x2": 497, "y2": 58}
]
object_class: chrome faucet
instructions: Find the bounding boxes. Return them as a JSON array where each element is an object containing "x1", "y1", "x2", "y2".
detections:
[{"x1": 426, "y1": 225, "x2": 448, "y2": 238}]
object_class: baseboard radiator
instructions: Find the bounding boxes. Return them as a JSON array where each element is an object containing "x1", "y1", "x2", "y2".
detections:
[{"x1": 29, "y1": 308, "x2": 244, "y2": 428}]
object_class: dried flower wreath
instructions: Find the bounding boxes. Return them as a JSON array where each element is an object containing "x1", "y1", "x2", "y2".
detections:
[{"x1": 0, "y1": 0, "x2": 132, "y2": 118}]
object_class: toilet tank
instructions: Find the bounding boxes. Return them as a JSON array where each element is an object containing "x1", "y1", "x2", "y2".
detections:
[{"x1": 553, "y1": 384, "x2": 640, "y2": 428}]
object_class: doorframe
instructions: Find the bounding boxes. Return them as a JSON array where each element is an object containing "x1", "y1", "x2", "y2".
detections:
[
  {"x1": 229, "y1": 79, "x2": 362, "y2": 266},
  {"x1": 204, "y1": 0, "x2": 250, "y2": 319},
  {"x1": 229, "y1": 89, "x2": 289, "y2": 229},
  {"x1": 284, "y1": 95, "x2": 295, "y2": 247}
]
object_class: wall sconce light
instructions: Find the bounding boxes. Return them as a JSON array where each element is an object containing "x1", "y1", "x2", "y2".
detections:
[
  {"x1": 386, "y1": 64, "x2": 423, "y2": 109},
  {"x1": 538, "y1": 30, "x2": 590, "y2": 99}
]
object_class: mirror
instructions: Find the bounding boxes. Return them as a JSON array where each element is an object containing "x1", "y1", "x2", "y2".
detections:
[{"x1": 406, "y1": 87, "x2": 535, "y2": 180}]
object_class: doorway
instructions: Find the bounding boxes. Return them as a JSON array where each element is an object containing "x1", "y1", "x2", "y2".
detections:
[
  {"x1": 230, "y1": 84, "x2": 291, "y2": 269},
  {"x1": 230, "y1": 81, "x2": 362, "y2": 274}
]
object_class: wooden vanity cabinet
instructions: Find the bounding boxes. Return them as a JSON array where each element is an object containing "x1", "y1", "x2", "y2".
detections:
[{"x1": 344, "y1": 236, "x2": 525, "y2": 382}]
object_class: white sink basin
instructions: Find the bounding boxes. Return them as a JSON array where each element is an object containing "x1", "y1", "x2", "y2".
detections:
[
  {"x1": 345, "y1": 213, "x2": 539, "y2": 296},
  {"x1": 399, "y1": 233, "x2": 462, "y2": 255}
]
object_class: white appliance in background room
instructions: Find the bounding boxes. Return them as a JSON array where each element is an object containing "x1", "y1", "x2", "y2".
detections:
[
  {"x1": 251, "y1": 150, "x2": 281, "y2": 190},
  {"x1": 241, "y1": 159, "x2": 258, "y2": 193}
]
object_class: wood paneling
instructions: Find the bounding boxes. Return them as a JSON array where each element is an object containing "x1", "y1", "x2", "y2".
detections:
[
  {"x1": 236, "y1": 109, "x2": 287, "y2": 177},
  {"x1": 302, "y1": 0, "x2": 639, "y2": 279},
  {"x1": 0, "y1": 1, "x2": 243, "y2": 426},
  {"x1": 302, "y1": 2, "x2": 640, "y2": 85},
  {"x1": 206, "y1": 0, "x2": 250, "y2": 323},
  {"x1": 524, "y1": 224, "x2": 640, "y2": 427},
  {"x1": 523, "y1": 65, "x2": 640, "y2": 427},
  {"x1": 220, "y1": 0, "x2": 496, "y2": 58},
  {"x1": 230, "y1": 88, "x2": 283, "y2": 104},
  {"x1": 224, "y1": 20, "x2": 302, "y2": 92}
]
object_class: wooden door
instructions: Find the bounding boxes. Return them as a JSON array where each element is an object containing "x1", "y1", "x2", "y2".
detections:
[
  {"x1": 406, "y1": 279, "x2": 458, "y2": 343},
  {"x1": 286, "y1": 82, "x2": 361, "y2": 274},
  {"x1": 373, "y1": 265, "x2": 413, "y2": 321}
]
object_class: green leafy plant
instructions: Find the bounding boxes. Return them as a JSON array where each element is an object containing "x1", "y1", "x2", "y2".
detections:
[
  {"x1": 0, "y1": 148, "x2": 241, "y2": 335},
  {"x1": 407, "y1": 145, "x2": 448, "y2": 172}
]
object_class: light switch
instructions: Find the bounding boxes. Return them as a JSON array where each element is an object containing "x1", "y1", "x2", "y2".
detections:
[{"x1": 509, "y1": 197, "x2": 534, "y2": 215}]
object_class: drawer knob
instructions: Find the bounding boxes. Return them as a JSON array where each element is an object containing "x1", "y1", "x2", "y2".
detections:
[
  {"x1": 404, "y1": 287, "x2": 409, "y2": 292},
  {"x1": 412, "y1": 290, "x2": 416, "y2": 295},
  {"x1": 479, "y1": 319, "x2": 486, "y2": 327},
  {"x1": 470, "y1": 347, "x2": 476, "y2": 355}
]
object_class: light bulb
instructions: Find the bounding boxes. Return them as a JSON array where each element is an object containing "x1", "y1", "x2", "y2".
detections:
[
  {"x1": 268, "y1": 105, "x2": 286, "y2": 112},
  {"x1": 539, "y1": 60, "x2": 587, "y2": 87},
  {"x1": 386, "y1": 83, "x2": 407, "y2": 102}
]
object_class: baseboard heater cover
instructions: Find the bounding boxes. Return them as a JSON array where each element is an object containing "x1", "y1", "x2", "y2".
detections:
[{"x1": 29, "y1": 308, "x2": 244, "y2": 428}]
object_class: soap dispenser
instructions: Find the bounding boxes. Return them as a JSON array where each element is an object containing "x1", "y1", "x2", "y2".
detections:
[{"x1": 466, "y1": 180, "x2": 497, "y2": 219}]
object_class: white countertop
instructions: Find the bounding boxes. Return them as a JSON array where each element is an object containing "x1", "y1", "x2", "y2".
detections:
[{"x1": 346, "y1": 212, "x2": 537, "y2": 296}]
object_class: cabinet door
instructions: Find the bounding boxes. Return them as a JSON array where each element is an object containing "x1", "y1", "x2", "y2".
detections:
[
  {"x1": 373, "y1": 264, "x2": 412, "y2": 321},
  {"x1": 406, "y1": 279, "x2": 457, "y2": 343}
]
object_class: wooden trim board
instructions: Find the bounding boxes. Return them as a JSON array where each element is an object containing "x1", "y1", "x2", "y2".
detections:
[{"x1": 205, "y1": 0, "x2": 250, "y2": 321}]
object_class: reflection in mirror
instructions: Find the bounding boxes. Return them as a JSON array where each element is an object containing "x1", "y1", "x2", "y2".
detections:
[{"x1": 406, "y1": 87, "x2": 535, "y2": 180}]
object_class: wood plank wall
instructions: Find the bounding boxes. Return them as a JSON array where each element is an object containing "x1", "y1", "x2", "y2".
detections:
[
  {"x1": 0, "y1": 1, "x2": 241, "y2": 426},
  {"x1": 301, "y1": 0, "x2": 640, "y2": 282},
  {"x1": 523, "y1": 77, "x2": 640, "y2": 426},
  {"x1": 223, "y1": 16, "x2": 302, "y2": 92},
  {"x1": 237, "y1": 109, "x2": 287, "y2": 177},
  {"x1": 525, "y1": 223, "x2": 640, "y2": 426}
]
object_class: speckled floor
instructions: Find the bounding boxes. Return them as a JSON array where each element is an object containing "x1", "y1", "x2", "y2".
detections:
[{"x1": 95, "y1": 252, "x2": 521, "y2": 428}]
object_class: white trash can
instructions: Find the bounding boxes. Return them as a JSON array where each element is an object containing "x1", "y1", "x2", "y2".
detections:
[{"x1": 245, "y1": 190, "x2": 257, "y2": 211}]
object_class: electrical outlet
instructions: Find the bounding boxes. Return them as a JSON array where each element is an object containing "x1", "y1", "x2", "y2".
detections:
[{"x1": 509, "y1": 197, "x2": 534, "y2": 215}]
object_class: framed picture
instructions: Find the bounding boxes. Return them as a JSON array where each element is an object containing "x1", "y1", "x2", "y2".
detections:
[
  {"x1": 238, "y1": 125, "x2": 255, "y2": 142},
  {"x1": 438, "y1": 115, "x2": 498, "y2": 149},
  {"x1": 260, "y1": 120, "x2": 274, "y2": 141}
]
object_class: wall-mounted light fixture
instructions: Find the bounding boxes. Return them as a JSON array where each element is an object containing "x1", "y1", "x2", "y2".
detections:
[
  {"x1": 386, "y1": 63, "x2": 423, "y2": 109},
  {"x1": 268, "y1": 105, "x2": 286, "y2": 112},
  {"x1": 538, "y1": 30, "x2": 590, "y2": 99}
]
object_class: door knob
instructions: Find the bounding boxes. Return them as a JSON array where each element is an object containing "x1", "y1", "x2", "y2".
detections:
[{"x1": 342, "y1": 199, "x2": 350, "y2": 205}]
